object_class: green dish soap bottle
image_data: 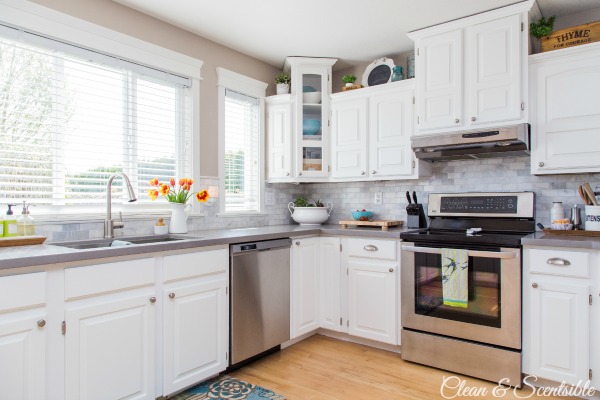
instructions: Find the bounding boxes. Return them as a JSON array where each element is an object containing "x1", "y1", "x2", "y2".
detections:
[
  {"x1": 3, "y1": 204, "x2": 18, "y2": 237},
  {"x1": 17, "y1": 201, "x2": 35, "y2": 236}
]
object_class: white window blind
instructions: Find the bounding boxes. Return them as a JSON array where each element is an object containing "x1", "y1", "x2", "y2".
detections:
[
  {"x1": 0, "y1": 25, "x2": 193, "y2": 211},
  {"x1": 224, "y1": 89, "x2": 260, "y2": 212}
]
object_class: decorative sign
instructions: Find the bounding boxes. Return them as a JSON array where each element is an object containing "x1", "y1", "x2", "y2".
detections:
[
  {"x1": 361, "y1": 57, "x2": 395, "y2": 87},
  {"x1": 541, "y1": 21, "x2": 600, "y2": 52}
]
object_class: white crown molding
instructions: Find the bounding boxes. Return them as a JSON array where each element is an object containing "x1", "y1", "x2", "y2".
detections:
[{"x1": 216, "y1": 67, "x2": 268, "y2": 98}]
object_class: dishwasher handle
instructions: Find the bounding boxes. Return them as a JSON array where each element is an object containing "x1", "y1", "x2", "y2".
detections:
[{"x1": 230, "y1": 238, "x2": 292, "y2": 255}]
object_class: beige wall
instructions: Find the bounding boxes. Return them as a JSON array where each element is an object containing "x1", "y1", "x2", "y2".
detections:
[
  {"x1": 29, "y1": 0, "x2": 281, "y2": 177},
  {"x1": 332, "y1": 50, "x2": 414, "y2": 93}
]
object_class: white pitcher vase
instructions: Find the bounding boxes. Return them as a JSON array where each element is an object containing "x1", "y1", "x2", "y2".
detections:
[{"x1": 169, "y1": 203, "x2": 192, "y2": 234}]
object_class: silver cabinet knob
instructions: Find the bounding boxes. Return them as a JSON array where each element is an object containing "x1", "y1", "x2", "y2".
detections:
[
  {"x1": 371, "y1": 170, "x2": 376, "y2": 174},
  {"x1": 298, "y1": 172, "x2": 302, "y2": 176},
  {"x1": 471, "y1": 117, "x2": 476, "y2": 121},
  {"x1": 454, "y1": 118, "x2": 460, "y2": 124},
  {"x1": 295, "y1": 241, "x2": 300, "y2": 246},
  {"x1": 37, "y1": 319, "x2": 46, "y2": 328},
  {"x1": 389, "y1": 268, "x2": 394, "y2": 273},
  {"x1": 149, "y1": 297, "x2": 156, "y2": 303},
  {"x1": 286, "y1": 172, "x2": 290, "y2": 176},
  {"x1": 169, "y1": 293, "x2": 175, "y2": 299},
  {"x1": 532, "y1": 283, "x2": 538, "y2": 288},
  {"x1": 361, "y1": 171, "x2": 365, "y2": 175},
  {"x1": 539, "y1": 162, "x2": 544, "y2": 167},
  {"x1": 364, "y1": 245, "x2": 378, "y2": 251}
]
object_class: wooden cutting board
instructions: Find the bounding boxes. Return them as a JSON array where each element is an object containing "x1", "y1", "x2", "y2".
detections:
[
  {"x1": 339, "y1": 220, "x2": 403, "y2": 231},
  {"x1": 0, "y1": 235, "x2": 47, "y2": 247},
  {"x1": 543, "y1": 228, "x2": 600, "y2": 237}
]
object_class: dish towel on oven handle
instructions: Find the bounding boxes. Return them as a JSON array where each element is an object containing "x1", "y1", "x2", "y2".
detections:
[{"x1": 442, "y1": 248, "x2": 468, "y2": 308}]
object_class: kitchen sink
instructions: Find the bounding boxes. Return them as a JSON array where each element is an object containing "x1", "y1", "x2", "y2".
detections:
[{"x1": 52, "y1": 235, "x2": 195, "y2": 250}]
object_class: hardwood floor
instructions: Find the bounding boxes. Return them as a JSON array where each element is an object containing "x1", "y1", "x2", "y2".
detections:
[{"x1": 230, "y1": 334, "x2": 579, "y2": 400}]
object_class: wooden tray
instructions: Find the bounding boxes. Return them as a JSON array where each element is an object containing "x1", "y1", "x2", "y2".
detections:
[
  {"x1": 543, "y1": 228, "x2": 600, "y2": 237},
  {"x1": 0, "y1": 235, "x2": 47, "y2": 247},
  {"x1": 339, "y1": 220, "x2": 403, "y2": 231}
]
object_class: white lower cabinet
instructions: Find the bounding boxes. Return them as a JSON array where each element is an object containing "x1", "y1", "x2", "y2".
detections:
[
  {"x1": 162, "y1": 250, "x2": 228, "y2": 396},
  {"x1": 0, "y1": 273, "x2": 47, "y2": 400},
  {"x1": 291, "y1": 237, "x2": 321, "y2": 338},
  {"x1": 65, "y1": 292, "x2": 156, "y2": 400},
  {"x1": 523, "y1": 247, "x2": 598, "y2": 387}
]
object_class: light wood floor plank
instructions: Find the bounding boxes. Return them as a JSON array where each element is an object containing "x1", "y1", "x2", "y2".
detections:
[{"x1": 230, "y1": 334, "x2": 579, "y2": 400}]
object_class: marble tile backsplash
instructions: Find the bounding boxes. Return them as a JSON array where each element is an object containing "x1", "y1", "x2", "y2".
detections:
[{"x1": 34, "y1": 158, "x2": 599, "y2": 241}]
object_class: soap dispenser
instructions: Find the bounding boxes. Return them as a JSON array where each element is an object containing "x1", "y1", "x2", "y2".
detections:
[
  {"x1": 16, "y1": 201, "x2": 35, "y2": 236},
  {"x1": 3, "y1": 204, "x2": 18, "y2": 237}
]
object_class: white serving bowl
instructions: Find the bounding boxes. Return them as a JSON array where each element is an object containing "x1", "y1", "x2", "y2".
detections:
[
  {"x1": 303, "y1": 91, "x2": 322, "y2": 104},
  {"x1": 288, "y1": 202, "x2": 333, "y2": 225},
  {"x1": 551, "y1": 223, "x2": 573, "y2": 230}
]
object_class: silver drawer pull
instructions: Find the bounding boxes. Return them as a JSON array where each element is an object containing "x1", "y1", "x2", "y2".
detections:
[
  {"x1": 364, "y1": 245, "x2": 378, "y2": 252},
  {"x1": 546, "y1": 257, "x2": 571, "y2": 266}
]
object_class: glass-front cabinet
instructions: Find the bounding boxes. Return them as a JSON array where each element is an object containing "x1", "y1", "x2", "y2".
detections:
[{"x1": 285, "y1": 57, "x2": 337, "y2": 181}]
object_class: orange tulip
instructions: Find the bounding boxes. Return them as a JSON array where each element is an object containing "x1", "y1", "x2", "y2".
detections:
[
  {"x1": 148, "y1": 189, "x2": 159, "y2": 200},
  {"x1": 196, "y1": 190, "x2": 209, "y2": 202},
  {"x1": 159, "y1": 184, "x2": 170, "y2": 196},
  {"x1": 149, "y1": 177, "x2": 159, "y2": 187},
  {"x1": 169, "y1": 178, "x2": 175, "y2": 187},
  {"x1": 186, "y1": 178, "x2": 194, "y2": 186},
  {"x1": 179, "y1": 178, "x2": 187, "y2": 187}
]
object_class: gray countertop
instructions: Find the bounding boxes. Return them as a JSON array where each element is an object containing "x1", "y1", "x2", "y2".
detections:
[
  {"x1": 0, "y1": 224, "x2": 408, "y2": 271},
  {"x1": 522, "y1": 231, "x2": 600, "y2": 250}
]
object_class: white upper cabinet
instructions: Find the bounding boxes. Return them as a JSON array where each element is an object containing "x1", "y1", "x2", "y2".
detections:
[
  {"x1": 330, "y1": 81, "x2": 427, "y2": 181},
  {"x1": 416, "y1": 29, "x2": 463, "y2": 131},
  {"x1": 266, "y1": 95, "x2": 294, "y2": 182},
  {"x1": 530, "y1": 42, "x2": 600, "y2": 174},
  {"x1": 409, "y1": 1, "x2": 531, "y2": 136}
]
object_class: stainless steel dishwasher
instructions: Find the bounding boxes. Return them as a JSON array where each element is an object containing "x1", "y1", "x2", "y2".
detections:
[{"x1": 229, "y1": 238, "x2": 291, "y2": 366}]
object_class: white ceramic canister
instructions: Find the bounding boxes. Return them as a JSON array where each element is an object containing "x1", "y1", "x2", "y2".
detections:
[
  {"x1": 585, "y1": 205, "x2": 600, "y2": 231},
  {"x1": 550, "y1": 201, "x2": 564, "y2": 222}
]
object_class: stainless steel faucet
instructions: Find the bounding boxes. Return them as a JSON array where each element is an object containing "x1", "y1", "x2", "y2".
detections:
[{"x1": 104, "y1": 172, "x2": 137, "y2": 238}]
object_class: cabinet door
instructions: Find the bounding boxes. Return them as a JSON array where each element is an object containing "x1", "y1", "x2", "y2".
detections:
[
  {"x1": 319, "y1": 237, "x2": 341, "y2": 331},
  {"x1": 65, "y1": 293, "x2": 155, "y2": 400},
  {"x1": 415, "y1": 29, "x2": 463, "y2": 132},
  {"x1": 266, "y1": 99, "x2": 293, "y2": 181},
  {"x1": 347, "y1": 260, "x2": 397, "y2": 344},
  {"x1": 531, "y1": 49, "x2": 600, "y2": 174},
  {"x1": 331, "y1": 97, "x2": 368, "y2": 178},
  {"x1": 369, "y1": 89, "x2": 414, "y2": 177},
  {"x1": 291, "y1": 237, "x2": 320, "y2": 337},
  {"x1": 529, "y1": 278, "x2": 589, "y2": 385},
  {"x1": 0, "y1": 312, "x2": 46, "y2": 400},
  {"x1": 467, "y1": 14, "x2": 522, "y2": 125},
  {"x1": 163, "y1": 277, "x2": 228, "y2": 395}
]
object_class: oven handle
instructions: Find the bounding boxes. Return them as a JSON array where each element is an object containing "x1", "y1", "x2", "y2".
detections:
[{"x1": 401, "y1": 245, "x2": 516, "y2": 259}]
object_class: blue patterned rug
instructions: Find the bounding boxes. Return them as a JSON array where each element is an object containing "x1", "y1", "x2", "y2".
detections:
[{"x1": 171, "y1": 375, "x2": 285, "y2": 400}]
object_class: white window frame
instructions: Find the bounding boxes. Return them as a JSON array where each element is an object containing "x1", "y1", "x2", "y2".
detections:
[
  {"x1": 216, "y1": 67, "x2": 268, "y2": 216},
  {"x1": 0, "y1": 0, "x2": 204, "y2": 222}
]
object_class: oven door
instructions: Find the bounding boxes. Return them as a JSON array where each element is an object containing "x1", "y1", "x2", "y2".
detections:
[{"x1": 401, "y1": 242, "x2": 521, "y2": 349}]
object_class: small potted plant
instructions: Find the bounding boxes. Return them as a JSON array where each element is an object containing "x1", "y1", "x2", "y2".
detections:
[
  {"x1": 288, "y1": 196, "x2": 332, "y2": 225},
  {"x1": 342, "y1": 74, "x2": 357, "y2": 88},
  {"x1": 530, "y1": 15, "x2": 556, "y2": 53},
  {"x1": 275, "y1": 73, "x2": 290, "y2": 95}
]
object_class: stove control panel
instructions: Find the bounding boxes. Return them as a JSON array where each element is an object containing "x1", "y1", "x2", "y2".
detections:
[{"x1": 440, "y1": 196, "x2": 518, "y2": 214}]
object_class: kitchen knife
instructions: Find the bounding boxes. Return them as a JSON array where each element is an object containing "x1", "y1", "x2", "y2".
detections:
[
  {"x1": 406, "y1": 191, "x2": 412, "y2": 204},
  {"x1": 412, "y1": 191, "x2": 418, "y2": 204}
]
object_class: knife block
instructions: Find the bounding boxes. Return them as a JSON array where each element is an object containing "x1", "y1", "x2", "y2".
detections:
[{"x1": 407, "y1": 204, "x2": 427, "y2": 229}]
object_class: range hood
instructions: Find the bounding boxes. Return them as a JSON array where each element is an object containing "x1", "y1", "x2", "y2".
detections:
[{"x1": 411, "y1": 124, "x2": 530, "y2": 162}]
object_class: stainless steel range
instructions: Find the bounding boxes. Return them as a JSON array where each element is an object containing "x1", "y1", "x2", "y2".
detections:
[{"x1": 400, "y1": 192, "x2": 535, "y2": 387}]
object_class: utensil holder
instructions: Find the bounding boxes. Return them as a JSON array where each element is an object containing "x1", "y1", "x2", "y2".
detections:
[{"x1": 585, "y1": 205, "x2": 600, "y2": 231}]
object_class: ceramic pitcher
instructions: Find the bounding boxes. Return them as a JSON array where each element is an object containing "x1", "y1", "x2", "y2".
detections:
[{"x1": 169, "y1": 203, "x2": 192, "y2": 234}]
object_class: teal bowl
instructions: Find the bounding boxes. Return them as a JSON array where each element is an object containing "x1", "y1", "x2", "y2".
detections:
[
  {"x1": 352, "y1": 210, "x2": 374, "y2": 221},
  {"x1": 303, "y1": 86, "x2": 317, "y2": 92},
  {"x1": 303, "y1": 119, "x2": 321, "y2": 135}
]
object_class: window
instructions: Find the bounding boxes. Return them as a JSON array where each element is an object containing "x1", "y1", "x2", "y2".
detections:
[
  {"x1": 217, "y1": 68, "x2": 267, "y2": 214},
  {"x1": 0, "y1": 25, "x2": 193, "y2": 213}
]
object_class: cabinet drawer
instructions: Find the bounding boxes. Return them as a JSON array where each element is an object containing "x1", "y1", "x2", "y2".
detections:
[
  {"x1": 163, "y1": 248, "x2": 228, "y2": 282},
  {"x1": 528, "y1": 248, "x2": 589, "y2": 278},
  {"x1": 0, "y1": 272, "x2": 46, "y2": 312},
  {"x1": 65, "y1": 258, "x2": 155, "y2": 300},
  {"x1": 346, "y1": 238, "x2": 398, "y2": 260}
]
